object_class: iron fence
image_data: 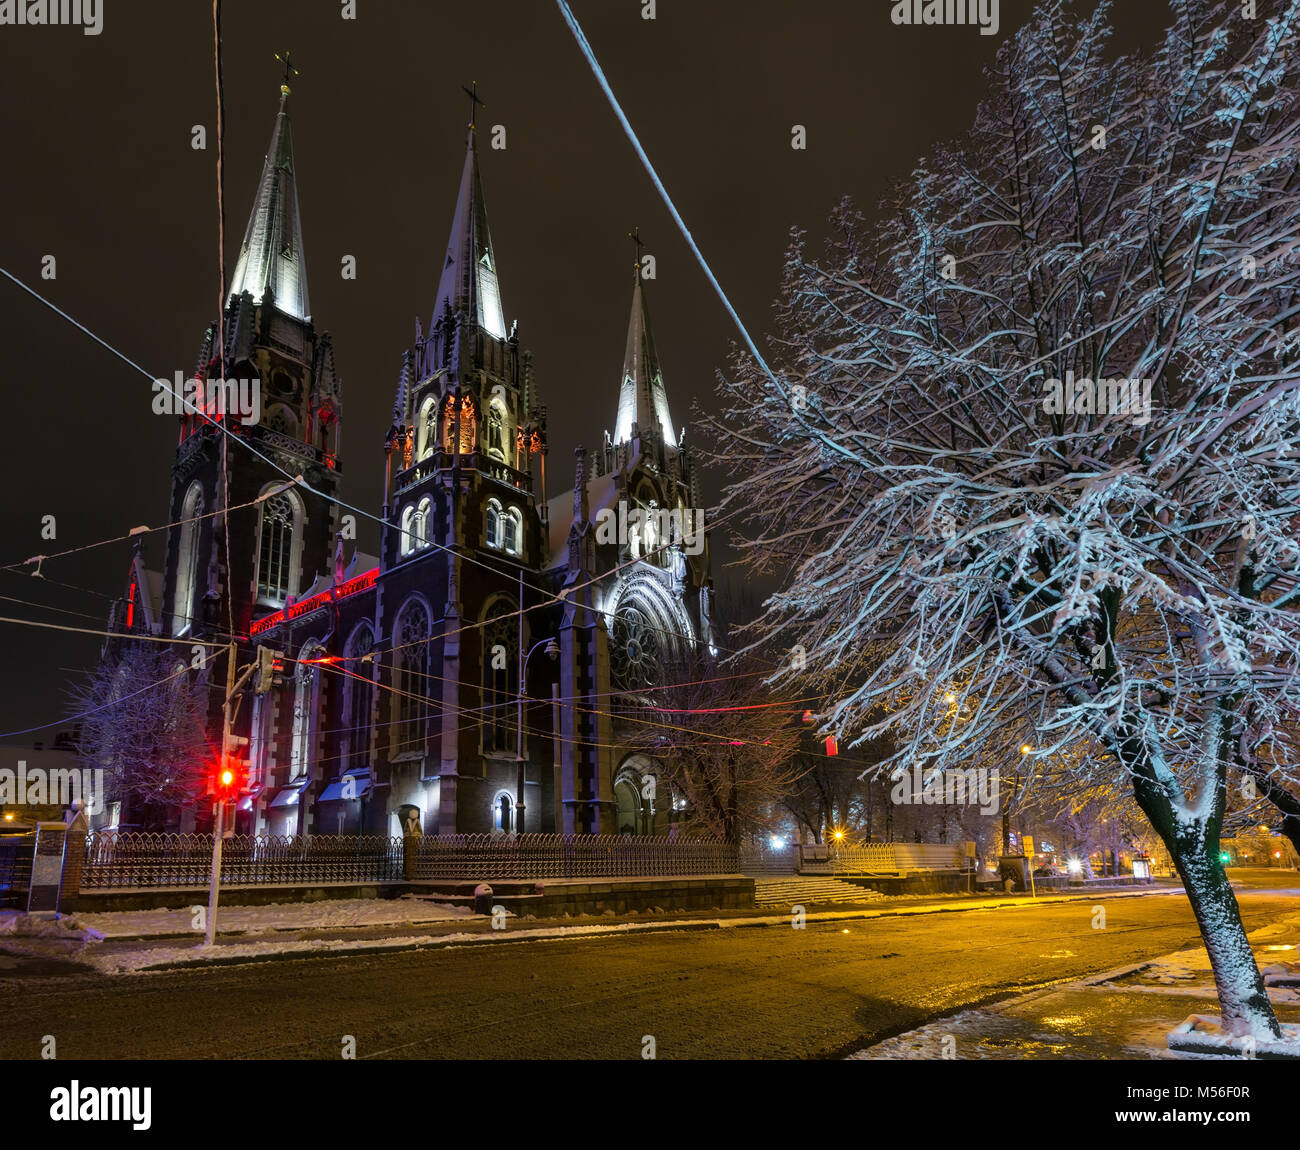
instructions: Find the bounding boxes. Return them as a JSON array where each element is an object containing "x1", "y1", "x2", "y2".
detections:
[
  {"x1": 412, "y1": 833, "x2": 738, "y2": 881},
  {"x1": 78, "y1": 831, "x2": 738, "y2": 889},
  {"x1": 0, "y1": 834, "x2": 35, "y2": 908},
  {"x1": 80, "y1": 832, "x2": 404, "y2": 889}
]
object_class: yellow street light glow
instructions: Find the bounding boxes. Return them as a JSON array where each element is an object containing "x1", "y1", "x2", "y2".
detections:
[
  {"x1": 833, "y1": 830, "x2": 844, "y2": 840},
  {"x1": 1020, "y1": 744, "x2": 1032, "y2": 755},
  {"x1": 2, "y1": 812, "x2": 12, "y2": 821}
]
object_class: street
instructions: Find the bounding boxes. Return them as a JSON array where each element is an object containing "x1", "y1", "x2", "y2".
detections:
[{"x1": 2, "y1": 874, "x2": 1295, "y2": 1059}]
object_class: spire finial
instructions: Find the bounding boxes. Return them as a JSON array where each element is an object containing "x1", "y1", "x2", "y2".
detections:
[
  {"x1": 275, "y1": 50, "x2": 300, "y2": 94},
  {"x1": 629, "y1": 226, "x2": 646, "y2": 277},
  {"x1": 462, "y1": 81, "x2": 486, "y2": 132}
]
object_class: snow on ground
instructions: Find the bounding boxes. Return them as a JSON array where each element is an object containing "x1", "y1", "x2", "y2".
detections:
[
  {"x1": 852, "y1": 919, "x2": 1300, "y2": 1059},
  {"x1": 68, "y1": 895, "x2": 474, "y2": 939},
  {"x1": 83, "y1": 919, "x2": 732, "y2": 975}
]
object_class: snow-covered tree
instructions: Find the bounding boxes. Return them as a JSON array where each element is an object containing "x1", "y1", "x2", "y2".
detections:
[
  {"x1": 706, "y1": 0, "x2": 1300, "y2": 1037},
  {"x1": 620, "y1": 649, "x2": 802, "y2": 844},
  {"x1": 70, "y1": 643, "x2": 212, "y2": 829}
]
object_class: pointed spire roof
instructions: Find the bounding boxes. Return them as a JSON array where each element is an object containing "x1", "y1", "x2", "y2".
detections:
[
  {"x1": 432, "y1": 130, "x2": 506, "y2": 340},
  {"x1": 613, "y1": 270, "x2": 675, "y2": 446},
  {"x1": 228, "y1": 82, "x2": 310, "y2": 322}
]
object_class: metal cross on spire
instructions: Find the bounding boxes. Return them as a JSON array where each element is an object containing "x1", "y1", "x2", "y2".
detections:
[
  {"x1": 629, "y1": 226, "x2": 646, "y2": 274},
  {"x1": 275, "y1": 51, "x2": 300, "y2": 93},
  {"x1": 462, "y1": 81, "x2": 486, "y2": 130}
]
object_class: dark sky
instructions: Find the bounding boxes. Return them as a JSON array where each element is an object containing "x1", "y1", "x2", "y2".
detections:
[{"x1": 0, "y1": 0, "x2": 1172, "y2": 736}]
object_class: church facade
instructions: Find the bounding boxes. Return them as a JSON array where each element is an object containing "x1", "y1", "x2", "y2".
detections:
[{"x1": 109, "y1": 80, "x2": 715, "y2": 838}]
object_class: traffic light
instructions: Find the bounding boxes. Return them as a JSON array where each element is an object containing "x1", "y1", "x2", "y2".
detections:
[
  {"x1": 254, "y1": 645, "x2": 285, "y2": 694},
  {"x1": 210, "y1": 761, "x2": 242, "y2": 801}
]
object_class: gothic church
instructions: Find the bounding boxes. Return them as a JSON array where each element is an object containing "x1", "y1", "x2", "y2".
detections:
[{"x1": 110, "y1": 77, "x2": 715, "y2": 838}]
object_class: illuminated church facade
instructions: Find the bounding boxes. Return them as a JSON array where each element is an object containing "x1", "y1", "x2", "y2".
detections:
[{"x1": 111, "y1": 80, "x2": 715, "y2": 837}]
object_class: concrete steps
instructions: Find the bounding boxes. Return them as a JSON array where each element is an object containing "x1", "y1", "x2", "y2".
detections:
[{"x1": 753, "y1": 876, "x2": 887, "y2": 907}]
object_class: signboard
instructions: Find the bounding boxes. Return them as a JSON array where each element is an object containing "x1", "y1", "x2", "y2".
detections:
[
  {"x1": 964, "y1": 840, "x2": 977, "y2": 859},
  {"x1": 27, "y1": 821, "x2": 68, "y2": 917},
  {"x1": 1023, "y1": 836, "x2": 1035, "y2": 858}
]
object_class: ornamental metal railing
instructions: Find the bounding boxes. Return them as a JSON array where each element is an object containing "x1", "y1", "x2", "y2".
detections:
[
  {"x1": 412, "y1": 833, "x2": 738, "y2": 881},
  {"x1": 827, "y1": 842, "x2": 966, "y2": 874},
  {"x1": 77, "y1": 831, "x2": 738, "y2": 889},
  {"x1": 79, "y1": 832, "x2": 405, "y2": 889}
]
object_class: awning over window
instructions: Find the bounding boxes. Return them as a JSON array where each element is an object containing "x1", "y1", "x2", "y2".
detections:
[
  {"x1": 319, "y1": 771, "x2": 372, "y2": 802},
  {"x1": 268, "y1": 777, "x2": 312, "y2": 808}
]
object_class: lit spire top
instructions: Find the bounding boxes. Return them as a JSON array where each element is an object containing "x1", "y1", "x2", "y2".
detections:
[
  {"x1": 613, "y1": 238, "x2": 675, "y2": 446},
  {"x1": 228, "y1": 55, "x2": 310, "y2": 322},
  {"x1": 432, "y1": 84, "x2": 506, "y2": 341}
]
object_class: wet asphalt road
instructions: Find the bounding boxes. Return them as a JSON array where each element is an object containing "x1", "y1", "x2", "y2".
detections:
[{"x1": 1, "y1": 875, "x2": 1296, "y2": 1059}]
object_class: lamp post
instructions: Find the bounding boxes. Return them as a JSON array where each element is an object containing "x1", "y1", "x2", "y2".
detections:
[{"x1": 517, "y1": 634, "x2": 559, "y2": 834}]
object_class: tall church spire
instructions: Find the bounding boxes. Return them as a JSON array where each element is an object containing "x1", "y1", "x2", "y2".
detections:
[
  {"x1": 228, "y1": 63, "x2": 310, "y2": 322},
  {"x1": 613, "y1": 260, "x2": 675, "y2": 447},
  {"x1": 432, "y1": 102, "x2": 507, "y2": 341}
]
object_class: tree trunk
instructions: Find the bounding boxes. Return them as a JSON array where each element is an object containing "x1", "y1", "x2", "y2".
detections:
[
  {"x1": 1169, "y1": 835, "x2": 1279, "y2": 1037},
  {"x1": 1132, "y1": 781, "x2": 1281, "y2": 1039}
]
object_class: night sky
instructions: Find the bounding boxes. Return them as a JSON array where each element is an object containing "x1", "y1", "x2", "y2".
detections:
[{"x1": 0, "y1": 0, "x2": 1171, "y2": 736}]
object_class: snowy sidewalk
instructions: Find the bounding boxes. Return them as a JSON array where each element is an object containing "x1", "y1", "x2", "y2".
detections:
[
  {"x1": 67, "y1": 895, "x2": 475, "y2": 940},
  {"x1": 851, "y1": 913, "x2": 1300, "y2": 1059}
]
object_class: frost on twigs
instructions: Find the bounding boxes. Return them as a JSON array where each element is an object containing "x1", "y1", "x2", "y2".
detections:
[{"x1": 703, "y1": 0, "x2": 1300, "y2": 1040}]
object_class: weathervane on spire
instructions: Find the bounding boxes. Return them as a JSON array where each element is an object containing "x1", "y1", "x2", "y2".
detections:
[
  {"x1": 462, "y1": 81, "x2": 486, "y2": 131},
  {"x1": 276, "y1": 51, "x2": 300, "y2": 94}
]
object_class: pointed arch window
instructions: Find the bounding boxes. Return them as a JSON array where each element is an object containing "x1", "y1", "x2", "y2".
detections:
[
  {"x1": 393, "y1": 600, "x2": 430, "y2": 755},
  {"x1": 485, "y1": 499, "x2": 502, "y2": 549},
  {"x1": 416, "y1": 397, "x2": 438, "y2": 460},
  {"x1": 256, "y1": 491, "x2": 301, "y2": 604},
  {"x1": 172, "y1": 482, "x2": 204, "y2": 636},
  {"x1": 482, "y1": 607, "x2": 519, "y2": 755},
  {"x1": 417, "y1": 497, "x2": 432, "y2": 549},
  {"x1": 400, "y1": 505, "x2": 416, "y2": 557},
  {"x1": 503, "y1": 507, "x2": 523, "y2": 556},
  {"x1": 441, "y1": 395, "x2": 478, "y2": 455},
  {"x1": 344, "y1": 624, "x2": 375, "y2": 771},
  {"x1": 290, "y1": 649, "x2": 321, "y2": 779}
]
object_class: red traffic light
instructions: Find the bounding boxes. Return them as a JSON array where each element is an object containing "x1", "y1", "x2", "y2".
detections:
[{"x1": 210, "y1": 761, "x2": 244, "y2": 799}]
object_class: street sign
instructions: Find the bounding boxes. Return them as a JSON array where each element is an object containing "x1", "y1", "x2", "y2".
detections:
[
  {"x1": 1023, "y1": 836, "x2": 1035, "y2": 857},
  {"x1": 964, "y1": 840, "x2": 977, "y2": 858}
]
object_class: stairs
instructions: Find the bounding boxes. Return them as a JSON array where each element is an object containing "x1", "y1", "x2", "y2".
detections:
[{"x1": 753, "y1": 876, "x2": 887, "y2": 907}]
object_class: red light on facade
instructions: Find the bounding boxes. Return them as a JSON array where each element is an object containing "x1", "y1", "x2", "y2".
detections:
[
  {"x1": 801, "y1": 709, "x2": 814, "y2": 723},
  {"x1": 825, "y1": 736, "x2": 839, "y2": 757}
]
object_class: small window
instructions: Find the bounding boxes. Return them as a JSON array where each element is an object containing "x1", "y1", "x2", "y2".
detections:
[
  {"x1": 485, "y1": 499, "x2": 502, "y2": 549},
  {"x1": 503, "y1": 508, "x2": 523, "y2": 556},
  {"x1": 417, "y1": 498, "x2": 432, "y2": 549},
  {"x1": 400, "y1": 505, "x2": 416, "y2": 556}
]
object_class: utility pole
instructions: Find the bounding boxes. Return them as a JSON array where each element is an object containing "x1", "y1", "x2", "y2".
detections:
[{"x1": 205, "y1": 639, "x2": 255, "y2": 947}]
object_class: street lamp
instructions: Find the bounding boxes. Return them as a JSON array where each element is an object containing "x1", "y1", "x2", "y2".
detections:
[{"x1": 516, "y1": 634, "x2": 559, "y2": 833}]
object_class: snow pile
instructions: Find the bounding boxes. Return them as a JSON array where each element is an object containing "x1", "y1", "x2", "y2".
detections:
[
  {"x1": 73, "y1": 896, "x2": 473, "y2": 939},
  {"x1": 0, "y1": 912, "x2": 103, "y2": 943},
  {"x1": 1167, "y1": 1014, "x2": 1300, "y2": 1059}
]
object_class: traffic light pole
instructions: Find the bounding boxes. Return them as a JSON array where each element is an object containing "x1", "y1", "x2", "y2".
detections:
[{"x1": 205, "y1": 639, "x2": 257, "y2": 948}]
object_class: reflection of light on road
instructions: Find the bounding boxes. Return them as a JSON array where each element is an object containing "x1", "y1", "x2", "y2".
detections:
[
  {"x1": 1039, "y1": 950, "x2": 1076, "y2": 959},
  {"x1": 1041, "y1": 1015, "x2": 1085, "y2": 1029},
  {"x1": 1263, "y1": 944, "x2": 1296, "y2": 951}
]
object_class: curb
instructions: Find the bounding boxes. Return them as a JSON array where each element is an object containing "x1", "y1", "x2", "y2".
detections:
[{"x1": 85, "y1": 885, "x2": 1184, "y2": 972}]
